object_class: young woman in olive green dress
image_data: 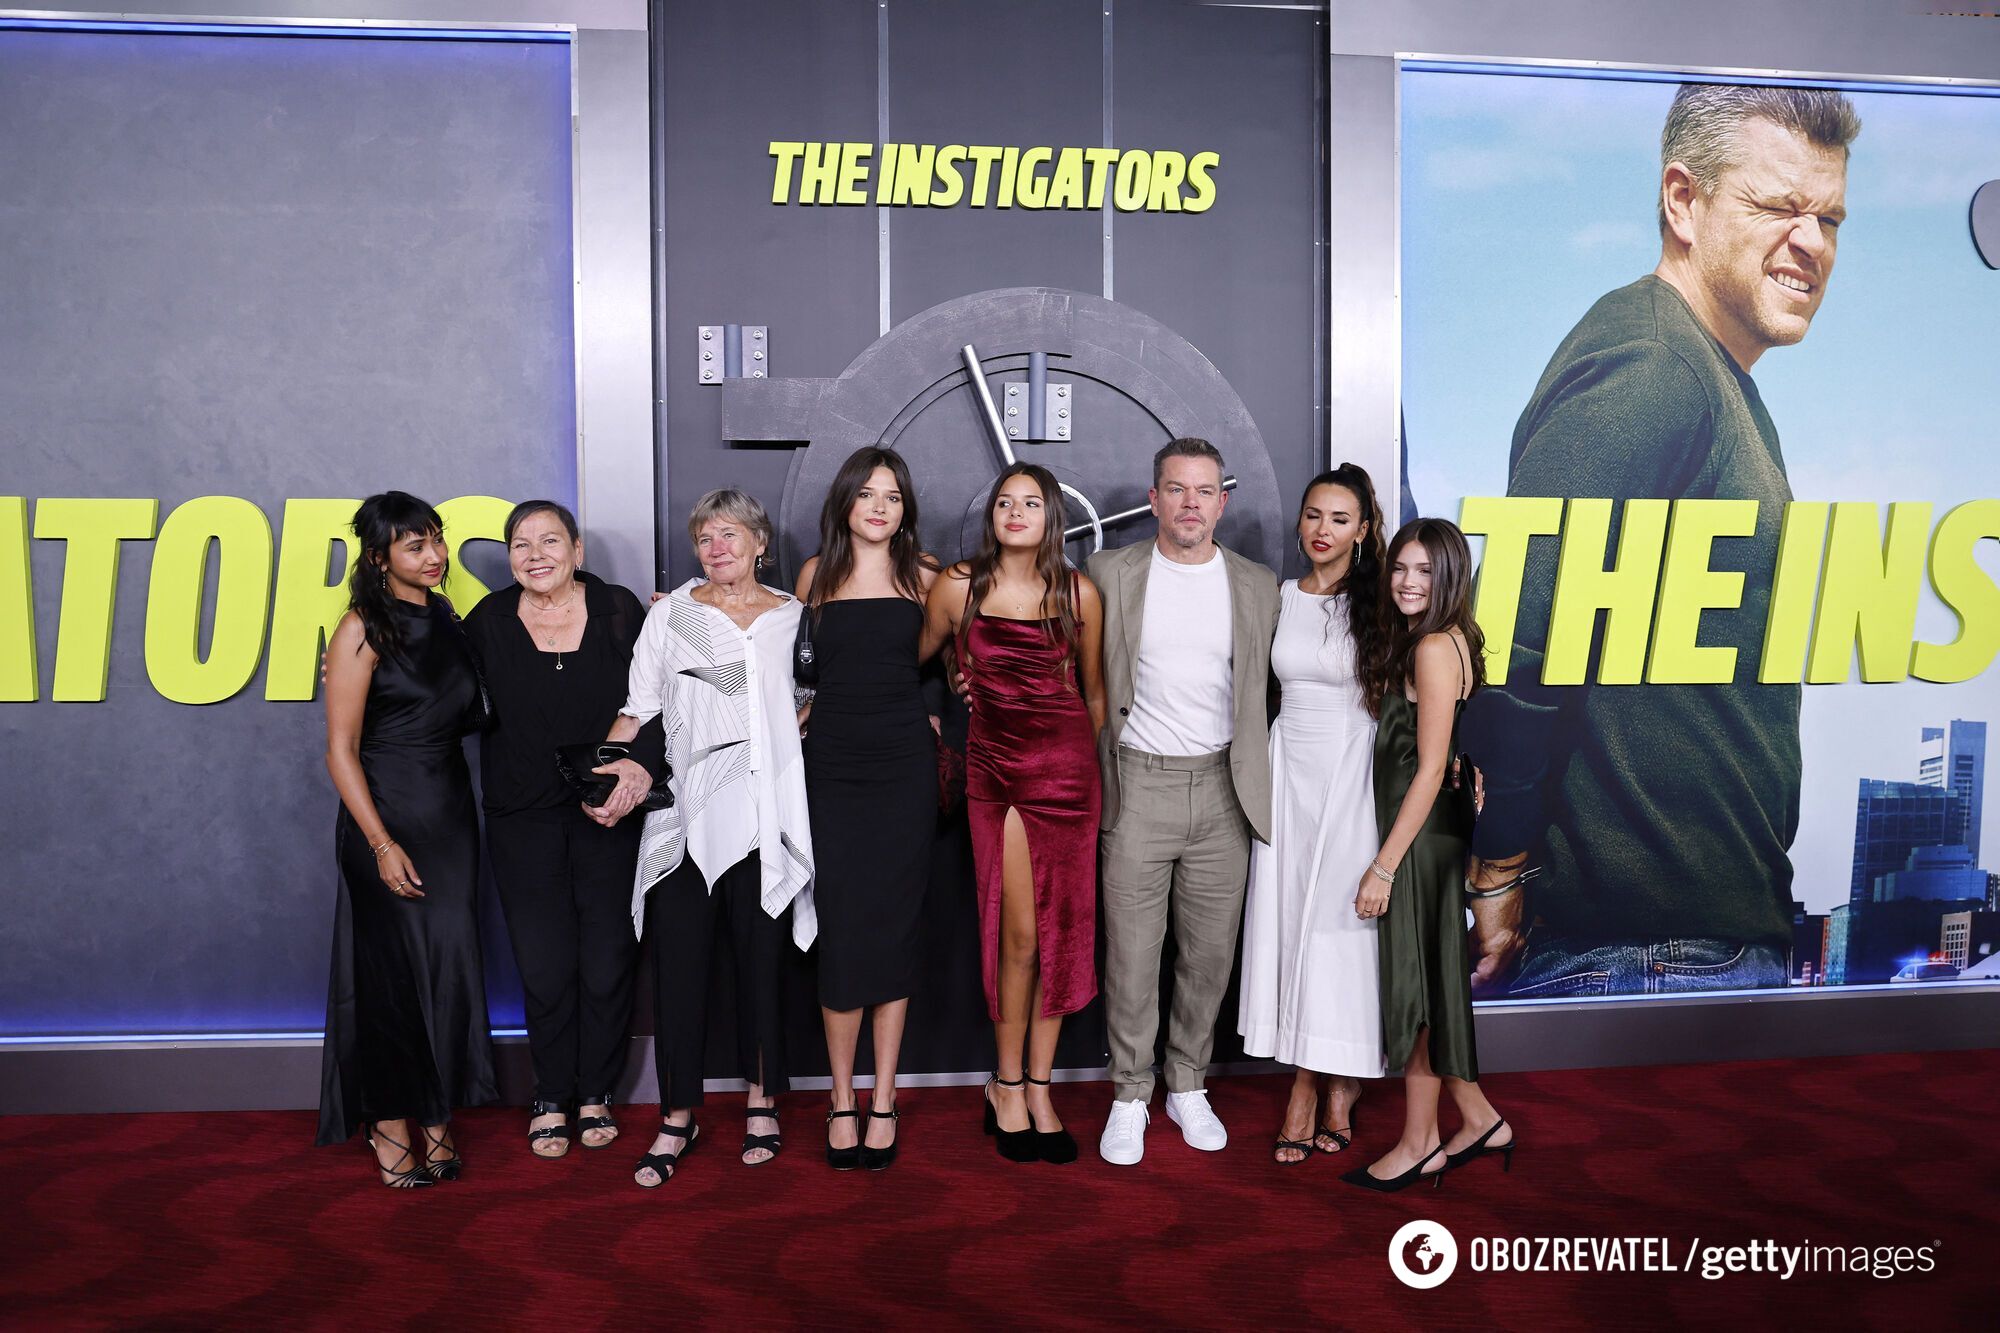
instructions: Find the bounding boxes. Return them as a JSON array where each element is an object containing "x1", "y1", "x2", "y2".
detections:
[{"x1": 1343, "y1": 518, "x2": 1514, "y2": 1192}]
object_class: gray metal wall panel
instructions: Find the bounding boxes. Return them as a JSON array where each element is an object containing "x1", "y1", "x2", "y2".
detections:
[
  {"x1": 884, "y1": 0, "x2": 1105, "y2": 324},
  {"x1": 0, "y1": 28, "x2": 577, "y2": 1034},
  {"x1": 657, "y1": 0, "x2": 880, "y2": 585},
  {"x1": 1114, "y1": 0, "x2": 1324, "y2": 573}
]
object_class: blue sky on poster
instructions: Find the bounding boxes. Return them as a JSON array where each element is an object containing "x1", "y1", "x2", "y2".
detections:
[{"x1": 1400, "y1": 69, "x2": 2000, "y2": 915}]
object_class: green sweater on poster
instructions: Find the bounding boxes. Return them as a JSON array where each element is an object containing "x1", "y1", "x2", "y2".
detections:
[{"x1": 1467, "y1": 275, "x2": 1801, "y2": 949}]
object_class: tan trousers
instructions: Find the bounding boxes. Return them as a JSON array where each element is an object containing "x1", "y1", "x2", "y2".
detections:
[{"x1": 1100, "y1": 745, "x2": 1251, "y2": 1101}]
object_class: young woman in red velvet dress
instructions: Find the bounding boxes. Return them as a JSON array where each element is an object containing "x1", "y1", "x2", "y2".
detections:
[{"x1": 922, "y1": 463, "x2": 1107, "y2": 1164}]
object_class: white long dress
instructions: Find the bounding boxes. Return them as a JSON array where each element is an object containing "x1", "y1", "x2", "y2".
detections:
[{"x1": 1238, "y1": 581, "x2": 1385, "y2": 1077}]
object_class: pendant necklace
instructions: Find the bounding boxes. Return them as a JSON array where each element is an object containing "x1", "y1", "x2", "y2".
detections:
[{"x1": 530, "y1": 587, "x2": 580, "y2": 671}]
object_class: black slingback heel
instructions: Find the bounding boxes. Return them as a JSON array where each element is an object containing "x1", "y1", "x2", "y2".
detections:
[{"x1": 984, "y1": 1075, "x2": 1037, "y2": 1163}]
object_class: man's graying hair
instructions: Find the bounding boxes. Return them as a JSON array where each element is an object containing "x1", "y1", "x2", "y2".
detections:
[
  {"x1": 1152, "y1": 436, "x2": 1227, "y2": 489},
  {"x1": 1657, "y1": 83, "x2": 1861, "y2": 236}
]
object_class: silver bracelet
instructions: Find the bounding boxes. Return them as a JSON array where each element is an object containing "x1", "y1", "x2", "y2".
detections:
[
  {"x1": 1368, "y1": 860, "x2": 1394, "y2": 883},
  {"x1": 1464, "y1": 864, "x2": 1542, "y2": 900}
]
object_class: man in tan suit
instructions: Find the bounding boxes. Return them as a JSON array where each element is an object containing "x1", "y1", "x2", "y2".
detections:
[{"x1": 1087, "y1": 438, "x2": 1278, "y2": 1165}]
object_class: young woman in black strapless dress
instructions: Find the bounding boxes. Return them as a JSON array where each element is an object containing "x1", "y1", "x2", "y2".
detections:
[
  {"x1": 318, "y1": 492, "x2": 497, "y2": 1187},
  {"x1": 796, "y1": 447, "x2": 940, "y2": 1171}
]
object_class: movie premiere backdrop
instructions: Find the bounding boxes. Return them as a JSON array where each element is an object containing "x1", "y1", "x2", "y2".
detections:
[
  {"x1": 1400, "y1": 64, "x2": 2000, "y2": 994},
  {"x1": 0, "y1": 1, "x2": 1325, "y2": 1079}
]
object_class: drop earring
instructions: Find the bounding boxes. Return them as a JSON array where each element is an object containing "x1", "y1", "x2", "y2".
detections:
[{"x1": 380, "y1": 569, "x2": 387, "y2": 593}]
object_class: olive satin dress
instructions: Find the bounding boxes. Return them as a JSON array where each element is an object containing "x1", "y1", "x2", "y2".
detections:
[
  {"x1": 1371, "y1": 688, "x2": 1479, "y2": 1083},
  {"x1": 317, "y1": 597, "x2": 498, "y2": 1145}
]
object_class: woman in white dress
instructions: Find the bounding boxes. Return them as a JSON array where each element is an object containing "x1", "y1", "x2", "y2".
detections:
[{"x1": 1239, "y1": 464, "x2": 1391, "y2": 1163}]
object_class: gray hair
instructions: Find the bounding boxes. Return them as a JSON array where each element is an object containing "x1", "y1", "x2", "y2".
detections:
[
  {"x1": 686, "y1": 487, "x2": 774, "y2": 564},
  {"x1": 1152, "y1": 436, "x2": 1227, "y2": 489},
  {"x1": 1657, "y1": 83, "x2": 1861, "y2": 236}
]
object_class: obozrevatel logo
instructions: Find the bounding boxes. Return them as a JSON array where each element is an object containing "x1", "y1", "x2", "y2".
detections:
[{"x1": 1389, "y1": 1219, "x2": 1460, "y2": 1289}]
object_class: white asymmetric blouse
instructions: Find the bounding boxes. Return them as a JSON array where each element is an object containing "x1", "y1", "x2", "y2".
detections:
[{"x1": 621, "y1": 581, "x2": 816, "y2": 949}]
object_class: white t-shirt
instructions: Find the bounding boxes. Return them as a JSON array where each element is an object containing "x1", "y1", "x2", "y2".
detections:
[{"x1": 1121, "y1": 544, "x2": 1234, "y2": 756}]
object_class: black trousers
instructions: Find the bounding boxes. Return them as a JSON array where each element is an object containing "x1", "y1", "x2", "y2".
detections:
[
  {"x1": 648, "y1": 852, "x2": 788, "y2": 1109},
  {"x1": 485, "y1": 806, "x2": 642, "y2": 1105}
]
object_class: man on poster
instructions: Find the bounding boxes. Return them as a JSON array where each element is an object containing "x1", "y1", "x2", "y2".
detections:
[{"x1": 1464, "y1": 84, "x2": 1861, "y2": 996}]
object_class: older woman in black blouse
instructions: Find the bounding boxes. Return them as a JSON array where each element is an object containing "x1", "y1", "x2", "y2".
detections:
[{"x1": 462, "y1": 500, "x2": 659, "y2": 1159}]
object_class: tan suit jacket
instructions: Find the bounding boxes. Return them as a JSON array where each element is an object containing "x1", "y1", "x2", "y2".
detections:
[{"x1": 1086, "y1": 538, "x2": 1279, "y2": 843}]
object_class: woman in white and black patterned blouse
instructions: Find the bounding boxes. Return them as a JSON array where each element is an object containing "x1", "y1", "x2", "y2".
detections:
[{"x1": 592, "y1": 488, "x2": 815, "y2": 1186}]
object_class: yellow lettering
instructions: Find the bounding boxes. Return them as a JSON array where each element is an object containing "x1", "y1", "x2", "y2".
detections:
[
  {"x1": 1807, "y1": 501, "x2": 1931, "y2": 683},
  {"x1": 33, "y1": 497, "x2": 159, "y2": 702},
  {"x1": 768, "y1": 141, "x2": 806, "y2": 204},
  {"x1": 1113, "y1": 149, "x2": 1150, "y2": 211},
  {"x1": 1084, "y1": 146, "x2": 1121, "y2": 209},
  {"x1": 891, "y1": 142, "x2": 936, "y2": 207},
  {"x1": 1146, "y1": 150, "x2": 1187, "y2": 212},
  {"x1": 1046, "y1": 146, "x2": 1086, "y2": 209},
  {"x1": 1758, "y1": 501, "x2": 1827, "y2": 683},
  {"x1": 1183, "y1": 151, "x2": 1220, "y2": 213},
  {"x1": 1545, "y1": 498, "x2": 1669, "y2": 685},
  {"x1": 966, "y1": 145, "x2": 1004, "y2": 207},
  {"x1": 1, "y1": 497, "x2": 35, "y2": 701},
  {"x1": 798, "y1": 142, "x2": 840, "y2": 205},
  {"x1": 1911, "y1": 499, "x2": 2000, "y2": 684},
  {"x1": 930, "y1": 145, "x2": 966, "y2": 206},
  {"x1": 1646, "y1": 499, "x2": 1759, "y2": 684},
  {"x1": 144, "y1": 496, "x2": 272, "y2": 705},
  {"x1": 265, "y1": 498, "x2": 359, "y2": 701},
  {"x1": 1014, "y1": 146, "x2": 1054, "y2": 208},
  {"x1": 436, "y1": 495, "x2": 510, "y2": 612},
  {"x1": 835, "y1": 141, "x2": 873, "y2": 205},
  {"x1": 1460, "y1": 495, "x2": 1563, "y2": 685},
  {"x1": 997, "y1": 146, "x2": 1021, "y2": 209}
]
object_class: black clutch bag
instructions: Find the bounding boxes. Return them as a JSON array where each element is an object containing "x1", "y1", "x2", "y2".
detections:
[
  {"x1": 793, "y1": 605, "x2": 818, "y2": 686},
  {"x1": 556, "y1": 742, "x2": 674, "y2": 812}
]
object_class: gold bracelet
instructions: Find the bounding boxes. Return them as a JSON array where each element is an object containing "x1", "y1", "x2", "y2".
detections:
[{"x1": 371, "y1": 838, "x2": 396, "y2": 858}]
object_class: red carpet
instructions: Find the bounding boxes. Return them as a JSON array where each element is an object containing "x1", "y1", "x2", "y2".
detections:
[{"x1": 4, "y1": 1050, "x2": 1996, "y2": 1328}]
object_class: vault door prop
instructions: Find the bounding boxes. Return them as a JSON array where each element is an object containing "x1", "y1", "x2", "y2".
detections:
[{"x1": 718, "y1": 287, "x2": 1284, "y2": 576}]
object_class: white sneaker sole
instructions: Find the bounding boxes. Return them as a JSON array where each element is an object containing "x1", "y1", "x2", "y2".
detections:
[
  {"x1": 1165, "y1": 1100, "x2": 1228, "y2": 1152},
  {"x1": 1099, "y1": 1131, "x2": 1145, "y2": 1166}
]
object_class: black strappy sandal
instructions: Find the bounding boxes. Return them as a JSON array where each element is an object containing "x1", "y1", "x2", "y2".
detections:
[
  {"x1": 860, "y1": 1105, "x2": 900, "y2": 1172},
  {"x1": 1315, "y1": 1099, "x2": 1358, "y2": 1154},
  {"x1": 1273, "y1": 1133, "x2": 1316, "y2": 1164},
  {"x1": 420, "y1": 1123, "x2": 463, "y2": 1181},
  {"x1": 743, "y1": 1106, "x2": 782, "y2": 1165},
  {"x1": 825, "y1": 1107, "x2": 861, "y2": 1171},
  {"x1": 366, "y1": 1123, "x2": 435, "y2": 1190},
  {"x1": 1024, "y1": 1075, "x2": 1077, "y2": 1165},
  {"x1": 575, "y1": 1096, "x2": 618, "y2": 1150},
  {"x1": 634, "y1": 1118, "x2": 699, "y2": 1188},
  {"x1": 527, "y1": 1099, "x2": 570, "y2": 1159}
]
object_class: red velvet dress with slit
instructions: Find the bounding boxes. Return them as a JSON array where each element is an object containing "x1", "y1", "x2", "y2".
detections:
[{"x1": 962, "y1": 612, "x2": 1101, "y2": 1020}]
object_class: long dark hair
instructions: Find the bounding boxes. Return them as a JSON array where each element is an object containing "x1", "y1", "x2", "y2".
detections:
[
  {"x1": 1299, "y1": 464, "x2": 1391, "y2": 709},
  {"x1": 957, "y1": 463, "x2": 1080, "y2": 665},
  {"x1": 348, "y1": 490, "x2": 445, "y2": 662},
  {"x1": 1363, "y1": 517, "x2": 1486, "y2": 713},
  {"x1": 806, "y1": 446, "x2": 929, "y2": 611}
]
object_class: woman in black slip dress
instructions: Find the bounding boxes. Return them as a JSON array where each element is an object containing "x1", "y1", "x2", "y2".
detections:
[
  {"x1": 796, "y1": 446, "x2": 940, "y2": 1172},
  {"x1": 318, "y1": 492, "x2": 497, "y2": 1187}
]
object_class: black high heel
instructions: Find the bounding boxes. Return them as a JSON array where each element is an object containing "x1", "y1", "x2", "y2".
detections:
[
  {"x1": 420, "y1": 1123, "x2": 462, "y2": 1182},
  {"x1": 1024, "y1": 1074, "x2": 1077, "y2": 1165},
  {"x1": 860, "y1": 1105, "x2": 900, "y2": 1172},
  {"x1": 1445, "y1": 1118, "x2": 1515, "y2": 1173},
  {"x1": 365, "y1": 1123, "x2": 435, "y2": 1190},
  {"x1": 1341, "y1": 1144, "x2": 1446, "y2": 1193},
  {"x1": 985, "y1": 1076, "x2": 1037, "y2": 1163},
  {"x1": 825, "y1": 1106, "x2": 861, "y2": 1171}
]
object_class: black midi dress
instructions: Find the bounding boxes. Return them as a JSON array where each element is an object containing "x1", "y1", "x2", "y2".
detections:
[{"x1": 317, "y1": 597, "x2": 498, "y2": 1145}]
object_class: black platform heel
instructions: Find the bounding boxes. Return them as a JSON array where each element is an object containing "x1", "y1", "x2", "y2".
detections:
[
  {"x1": 1024, "y1": 1074, "x2": 1077, "y2": 1165},
  {"x1": 1445, "y1": 1118, "x2": 1515, "y2": 1173},
  {"x1": 826, "y1": 1106, "x2": 861, "y2": 1171},
  {"x1": 420, "y1": 1123, "x2": 462, "y2": 1182},
  {"x1": 860, "y1": 1105, "x2": 900, "y2": 1172},
  {"x1": 1341, "y1": 1144, "x2": 1446, "y2": 1193},
  {"x1": 984, "y1": 1075, "x2": 1037, "y2": 1163},
  {"x1": 366, "y1": 1123, "x2": 435, "y2": 1190}
]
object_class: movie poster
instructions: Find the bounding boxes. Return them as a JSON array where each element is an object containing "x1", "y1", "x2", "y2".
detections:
[{"x1": 1400, "y1": 66, "x2": 2000, "y2": 995}]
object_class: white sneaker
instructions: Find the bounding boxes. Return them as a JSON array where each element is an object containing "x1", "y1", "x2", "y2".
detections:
[
  {"x1": 1165, "y1": 1089, "x2": 1228, "y2": 1151},
  {"x1": 1099, "y1": 1098, "x2": 1150, "y2": 1165}
]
